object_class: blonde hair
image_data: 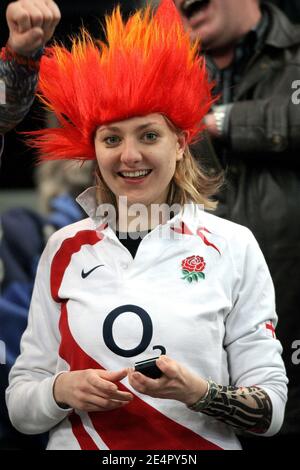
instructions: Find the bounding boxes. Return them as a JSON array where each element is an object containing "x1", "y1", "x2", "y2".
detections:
[{"x1": 167, "y1": 145, "x2": 223, "y2": 210}]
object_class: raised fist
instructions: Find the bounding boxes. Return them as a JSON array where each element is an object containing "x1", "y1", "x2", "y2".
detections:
[{"x1": 6, "y1": 0, "x2": 61, "y2": 57}]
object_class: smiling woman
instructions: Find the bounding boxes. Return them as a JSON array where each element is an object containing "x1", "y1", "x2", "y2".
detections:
[
  {"x1": 94, "y1": 114, "x2": 182, "y2": 209},
  {"x1": 5, "y1": 0, "x2": 287, "y2": 451},
  {"x1": 94, "y1": 113, "x2": 214, "y2": 213}
]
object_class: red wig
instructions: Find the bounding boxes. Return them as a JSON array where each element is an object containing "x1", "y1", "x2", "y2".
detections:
[{"x1": 30, "y1": 0, "x2": 214, "y2": 161}]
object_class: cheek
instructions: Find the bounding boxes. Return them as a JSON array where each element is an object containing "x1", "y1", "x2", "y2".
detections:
[
  {"x1": 95, "y1": 152, "x2": 112, "y2": 174},
  {"x1": 163, "y1": 158, "x2": 177, "y2": 180},
  {"x1": 95, "y1": 146, "x2": 103, "y2": 168}
]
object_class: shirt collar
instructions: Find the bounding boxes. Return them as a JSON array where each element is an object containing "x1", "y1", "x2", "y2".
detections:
[{"x1": 76, "y1": 186, "x2": 205, "y2": 236}]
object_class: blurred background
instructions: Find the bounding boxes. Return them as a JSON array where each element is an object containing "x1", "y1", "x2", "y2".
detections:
[{"x1": 0, "y1": 0, "x2": 299, "y2": 213}]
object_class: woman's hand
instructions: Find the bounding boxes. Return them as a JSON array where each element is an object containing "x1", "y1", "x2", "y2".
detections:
[
  {"x1": 6, "y1": 0, "x2": 61, "y2": 57},
  {"x1": 53, "y1": 368, "x2": 133, "y2": 412},
  {"x1": 128, "y1": 355, "x2": 208, "y2": 406}
]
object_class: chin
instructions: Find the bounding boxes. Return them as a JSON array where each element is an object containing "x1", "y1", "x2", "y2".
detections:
[{"x1": 118, "y1": 194, "x2": 146, "y2": 206}]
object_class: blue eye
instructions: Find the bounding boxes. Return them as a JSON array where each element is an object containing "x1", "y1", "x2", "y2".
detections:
[
  {"x1": 104, "y1": 136, "x2": 120, "y2": 145},
  {"x1": 143, "y1": 132, "x2": 158, "y2": 142}
]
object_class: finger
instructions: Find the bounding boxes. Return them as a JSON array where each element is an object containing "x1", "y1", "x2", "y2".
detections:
[
  {"x1": 129, "y1": 371, "x2": 152, "y2": 393},
  {"x1": 45, "y1": 0, "x2": 61, "y2": 26},
  {"x1": 156, "y1": 356, "x2": 178, "y2": 379},
  {"x1": 108, "y1": 399, "x2": 132, "y2": 409},
  {"x1": 97, "y1": 368, "x2": 129, "y2": 382},
  {"x1": 129, "y1": 367, "x2": 172, "y2": 394},
  {"x1": 92, "y1": 382, "x2": 133, "y2": 402},
  {"x1": 6, "y1": 5, "x2": 31, "y2": 34},
  {"x1": 87, "y1": 380, "x2": 133, "y2": 402},
  {"x1": 84, "y1": 394, "x2": 131, "y2": 411},
  {"x1": 33, "y1": 0, "x2": 53, "y2": 29},
  {"x1": 87, "y1": 370, "x2": 132, "y2": 398},
  {"x1": 87, "y1": 374, "x2": 118, "y2": 395},
  {"x1": 31, "y1": 0, "x2": 60, "y2": 43},
  {"x1": 108, "y1": 390, "x2": 133, "y2": 402},
  {"x1": 22, "y1": 2, "x2": 44, "y2": 29}
]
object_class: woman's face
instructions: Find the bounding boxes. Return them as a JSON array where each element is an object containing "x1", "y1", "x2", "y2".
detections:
[{"x1": 94, "y1": 113, "x2": 186, "y2": 207}]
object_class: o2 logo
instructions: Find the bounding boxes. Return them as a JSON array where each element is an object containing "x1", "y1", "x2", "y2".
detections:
[{"x1": 103, "y1": 304, "x2": 165, "y2": 358}]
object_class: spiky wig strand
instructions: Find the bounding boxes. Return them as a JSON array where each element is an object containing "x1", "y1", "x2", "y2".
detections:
[{"x1": 29, "y1": 0, "x2": 214, "y2": 161}]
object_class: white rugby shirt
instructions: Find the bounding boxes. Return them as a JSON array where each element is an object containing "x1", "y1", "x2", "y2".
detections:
[{"x1": 6, "y1": 187, "x2": 288, "y2": 450}]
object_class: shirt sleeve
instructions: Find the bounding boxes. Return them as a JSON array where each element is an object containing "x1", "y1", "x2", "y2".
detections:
[
  {"x1": 0, "y1": 46, "x2": 40, "y2": 135},
  {"x1": 5, "y1": 238, "x2": 71, "y2": 435},
  {"x1": 224, "y1": 229, "x2": 288, "y2": 436}
]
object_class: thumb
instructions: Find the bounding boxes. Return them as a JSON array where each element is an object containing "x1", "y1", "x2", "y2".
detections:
[
  {"x1": 9, "y1": 27, "x2": 44, "y2": 56},
  {"x1": 156, "y1": 356, "x2": 177, "y2": 379}
]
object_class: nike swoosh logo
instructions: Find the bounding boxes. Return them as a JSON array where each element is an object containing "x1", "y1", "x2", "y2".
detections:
[{"x1": 81, "y1": 265, "x2": 104, "y2": 279}]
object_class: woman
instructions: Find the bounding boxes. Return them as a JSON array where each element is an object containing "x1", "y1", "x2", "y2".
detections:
[{"x1": 6, "y1": 0, "x2": 287, "y2": 450}]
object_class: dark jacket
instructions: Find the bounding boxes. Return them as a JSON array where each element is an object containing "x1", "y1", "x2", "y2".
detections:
[
  {"x1": 269, "y1": 0, "x2": 300, "y2": 23},
  {"x1": 213, "y1": 3, "x2": 300, "y2": 436}
]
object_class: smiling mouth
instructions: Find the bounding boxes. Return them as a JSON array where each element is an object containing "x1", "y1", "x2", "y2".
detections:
[
  {"x1": 118, "y1": 169, "x2": 152, "y2": 179},
  {"x1": 181, "y1": 0, "x2": 210, "y2": 19}
]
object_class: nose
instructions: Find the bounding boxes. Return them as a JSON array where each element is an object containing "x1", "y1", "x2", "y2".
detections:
[{"x1": 120, "y1": 138, "x2": 142, "y2": 166}]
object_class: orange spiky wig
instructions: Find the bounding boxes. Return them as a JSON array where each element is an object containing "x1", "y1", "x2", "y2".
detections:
[{"x1": 30, "y1": 0, "x2": 214, "y2": 161}]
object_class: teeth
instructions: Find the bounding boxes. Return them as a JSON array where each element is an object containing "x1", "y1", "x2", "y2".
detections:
[
  {"x1": 121, "y1": 170, "x2": 151, "y2": 178},
  {"x1": 183, "y1": 0, "x2": 197, "y2": 8}
]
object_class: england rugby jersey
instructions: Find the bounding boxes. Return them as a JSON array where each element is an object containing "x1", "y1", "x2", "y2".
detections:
[{"x1": 6, "y1": 188, "x2": 287, "y2": 450}]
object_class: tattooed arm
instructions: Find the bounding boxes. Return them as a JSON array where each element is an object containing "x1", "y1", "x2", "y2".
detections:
[
  {"x1": 0, "y1": 0, "x2": 61, "y2": 134},
  {"x1": 128, "y1": 356, "x2": 274, "y2": 436},
  {"x1": 0, "y1": 46, "x2": 39, "y2": 134},
  {"x1": 199, "y1": 383, "x2": 272, "y2": 434}
]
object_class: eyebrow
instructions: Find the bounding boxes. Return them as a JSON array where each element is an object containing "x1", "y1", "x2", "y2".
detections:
[{"x1": 97, "y1": 122, "x2": 159, "y2": 133}]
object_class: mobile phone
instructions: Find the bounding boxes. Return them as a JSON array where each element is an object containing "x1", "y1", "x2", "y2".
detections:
[{"x1": 134, "y1": 356, "x2": 162, "y2": 379}]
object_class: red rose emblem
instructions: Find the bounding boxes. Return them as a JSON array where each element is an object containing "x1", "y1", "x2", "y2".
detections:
[
  {"x1": 181, "y1": 255, "x2": 206, "y2": 283},
  {"x1": 182, "y1": 255, "x2": 206, "y2": 273}
]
